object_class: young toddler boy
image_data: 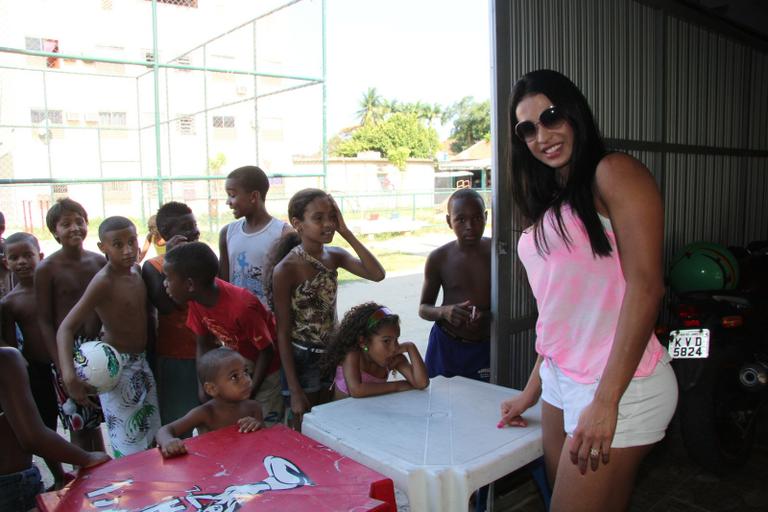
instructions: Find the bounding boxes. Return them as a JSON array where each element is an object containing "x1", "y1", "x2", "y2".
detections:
[
  {"x1": 0, "y1": 346, "x2": 109, "y2": 511},
  {"x1": 219, "y1": 165, "x2": 291, "y2": 307},
  {"x1": 155, "y1": 347, "x2": 263, "y2": 458},
  {"x1": 56, "y1": 216, "x2": 161, "y2": 457},
  {"x1": 163, "y1": 241, "x2": 283, "y2": 426},
  {"x1": 1, "y1": 232, "x2": 69, "y2": 487},
  {"x1": 142, "y1": 201, "x2": 200, "y2": 426},
  {"x1": 35, "y1": 198, "x2": 106, "y2": 452},
  {"x1": 419, "y1": 188, "x2": 492, "y2": 382}
]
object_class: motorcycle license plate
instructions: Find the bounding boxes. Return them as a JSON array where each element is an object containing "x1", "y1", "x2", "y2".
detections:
[{"x1": 668, "y1": 329, "x2": 710, "y2": 359}]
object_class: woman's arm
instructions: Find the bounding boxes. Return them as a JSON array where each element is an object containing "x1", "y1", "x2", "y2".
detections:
[
  {"x1": 569, "y1": 152, "x2": 665, "y2": 472},
  {"x1": 328, "y1": 196, "x2": 385, "y2": 282},
  {"x1": 499, "y1": 355, "x2": 543, "y2": 428},
  {"x1": 341, "y1": 352, "x2": 412, "y2": 398}
]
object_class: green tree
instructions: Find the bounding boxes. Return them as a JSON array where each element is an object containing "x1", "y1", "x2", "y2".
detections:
[
  {"x1": 444, "y1": 96, "x2": 490, "y2": 153},
  {"x1": 357, "y1": 87, "x2": 385, "y2": 125},
  {"x1": 333, "y1": 113, "x2": 439, "y2": 170}
]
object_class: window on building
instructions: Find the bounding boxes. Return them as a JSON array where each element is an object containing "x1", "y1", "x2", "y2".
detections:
[
  {"x1": 30, "y1": 109, "x2": 63, "y2": 124},
  {"x1": 25, "y1": 37, "x2": 60, "y2": 68},
  {"x1": 212, "y1": 116, "x2": 235, "y2": 128},
  {"x1": 175, "y1": 55, "x2": 191, "y2": 70},
  {"x1": 177, "y1": 116, "x2": 195, "y2": 135},
  {"x1": 146, "y1": 0, "x2": 198, "y2": 7},
  {"x1": 99, "y1": 112, "x2": 127, "y2": 127},
  {"x1": 105, "y1": 181, "x2": 130, "y2": 193}
]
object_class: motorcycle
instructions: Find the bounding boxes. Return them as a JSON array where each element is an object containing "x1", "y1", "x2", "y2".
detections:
[{"x1": 663, "y1": 241, "x2": 768, "y2": 474}]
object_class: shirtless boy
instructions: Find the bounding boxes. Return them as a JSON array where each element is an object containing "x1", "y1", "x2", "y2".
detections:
[
  {"x1": 1, "y1": 232, "x2": 69, "y2": 487},
  {"x1": 0, "y1": 347, "x2": 109, "y2": 511},
  {"x1": 156, "y1": 347, "x2": 263, "y2": 458},
  {"x1": 35, "y1": 198, "x2": 106, "y2": 452},
  {"x1": 57, "y1": 216, "x2": 161, "y2": 457},
  {"x1": 419, "y1": 188, "x2": 492, "y2": 382}
]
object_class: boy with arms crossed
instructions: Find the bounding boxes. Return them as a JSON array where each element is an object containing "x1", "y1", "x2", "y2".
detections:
[
  {"x1": 163, "y1": 242, "x2": 282, "y2": 426},
  {"x1": 419, "y1": 188, "x2": 492, "y2": 382},
  {"x1": 219, "y1": 165, "x2": 291, "y2": 307},
  {"x1": 142, "y1": 201, "x2": 201, "y2": 426},
  {"x1": 156, "y1": 347, "x2": 263, "y2": 458},
  {"x1": 1, "y1": 233, "x2": 69, "y2": 487},
  {"x1": 35, "y1": 198, "x2": 106, "y2": 452},
  {"x1": 0, "y1": 347, "x2": 109, "y2": 511},
  {"x1": 57, "y1": 216, "x2": 161, "y2": 457}
]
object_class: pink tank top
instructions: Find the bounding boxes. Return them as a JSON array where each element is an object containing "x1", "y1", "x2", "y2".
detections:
[
  {"x1": 517, "y1": 205, "x2": 664, "y2": 383},
  {"x1": 334, "y1": 365, "x2": 388, "y2": 395}
]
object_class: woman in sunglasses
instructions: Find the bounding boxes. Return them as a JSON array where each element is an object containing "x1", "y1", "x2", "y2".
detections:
[{"x1": 498, "y1": 69, "x2": 677, "y2": 512}]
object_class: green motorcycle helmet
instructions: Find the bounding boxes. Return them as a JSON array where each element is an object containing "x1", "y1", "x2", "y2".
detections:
[{"x1": 669, "y1": 242, "x2": 740, "y2": 294}]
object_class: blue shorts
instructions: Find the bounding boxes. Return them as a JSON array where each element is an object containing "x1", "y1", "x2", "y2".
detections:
[
  {"x1": 0, "y1": 466, "x2": 43, "y2": 512},
  {"x1": 425, "y1": 323, "x2": 491, "y2": 382}
]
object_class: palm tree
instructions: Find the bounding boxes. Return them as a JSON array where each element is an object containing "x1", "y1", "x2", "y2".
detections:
[
  {"x1": 424, "y1": 103, "x2": 443, "y2": 127},
  {"x1": 357, "y1": 87, "x2": 384, "y2": 125}
]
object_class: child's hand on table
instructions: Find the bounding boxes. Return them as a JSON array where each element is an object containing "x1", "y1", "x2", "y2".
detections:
[{"x1": 237, "y1": 416, "x2": 263, "y2": 433}]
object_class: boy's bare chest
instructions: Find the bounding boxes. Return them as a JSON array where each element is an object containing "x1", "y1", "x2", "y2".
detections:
[
  {"x1": 100, "y1": 278, "x2": 145, "y2": 313},
  {"x1": 52, "y1": 263, "x2": 100, "y2": 299},
  {"x1": 441, "y1": 252, "x2": 490, "y2": 290},
  {"x1": 6, "y1": 291, "x2": 37, "y2": 326},
  {"x1": 210, "y1": 402, "x2": 254, "y2": 430}
]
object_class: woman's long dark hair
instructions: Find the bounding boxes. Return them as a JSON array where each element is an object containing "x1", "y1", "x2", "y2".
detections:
[{"x1": 509, "y1": 69, "x2": 611, "y2": 257}]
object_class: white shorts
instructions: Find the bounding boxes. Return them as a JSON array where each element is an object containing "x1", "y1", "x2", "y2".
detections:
[{"x1": 539, "y1": 353, "x2": 678, "y2": 448}]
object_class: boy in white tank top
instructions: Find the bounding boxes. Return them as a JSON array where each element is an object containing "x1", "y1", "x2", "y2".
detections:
[{"x1": 218, "y1": 166, "x2": 292, "y2": 308}]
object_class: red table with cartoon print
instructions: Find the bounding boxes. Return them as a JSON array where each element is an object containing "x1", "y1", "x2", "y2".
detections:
[{"x1": 36, "y1": 424, "x2": 396, "y2": 511}]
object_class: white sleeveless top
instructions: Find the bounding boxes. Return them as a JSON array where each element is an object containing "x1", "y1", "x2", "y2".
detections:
[{"x1": 226, "y1": 217, "x2": 288, "y2": 308}]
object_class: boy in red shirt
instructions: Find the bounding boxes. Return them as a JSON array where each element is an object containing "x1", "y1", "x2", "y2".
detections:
[{"x1": 163, "y1": 242, "x2": 282, "y2": 425}]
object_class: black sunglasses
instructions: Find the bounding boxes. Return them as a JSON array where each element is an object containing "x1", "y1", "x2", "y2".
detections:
[{"x1": 514, "y1": 106, "x2": 566, "y2": 142}]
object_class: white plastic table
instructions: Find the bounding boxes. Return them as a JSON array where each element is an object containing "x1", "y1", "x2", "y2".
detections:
[{"x1": 302, "y1": 375, "x2": 543, "y2": 512}]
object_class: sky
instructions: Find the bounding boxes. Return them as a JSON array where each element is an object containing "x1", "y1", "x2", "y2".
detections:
[{"x1": 323, "y1": 0, "x2": 491, "y2": 139}]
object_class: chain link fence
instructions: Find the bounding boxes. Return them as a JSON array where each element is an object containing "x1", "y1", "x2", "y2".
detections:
[{"x1": 0, "y1": 0, "x2": 325, "y2": 240}]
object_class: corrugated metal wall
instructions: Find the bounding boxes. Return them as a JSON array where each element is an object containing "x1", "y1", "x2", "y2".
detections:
[{"x1": 491, "y1": 0, "x2": 768, "y2": 389}]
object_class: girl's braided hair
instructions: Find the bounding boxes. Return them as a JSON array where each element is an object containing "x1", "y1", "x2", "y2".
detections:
[{"x1": 321, "y1": 302, "x2": 400, "y2": 373}]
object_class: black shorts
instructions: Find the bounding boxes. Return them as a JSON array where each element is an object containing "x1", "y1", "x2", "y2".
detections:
[
  {"x1": 26, "y1": 360, "x2": 59, "y2": 430},
  {"x1": 280, "y1": 340, "x2": 333, "y2": 395}
]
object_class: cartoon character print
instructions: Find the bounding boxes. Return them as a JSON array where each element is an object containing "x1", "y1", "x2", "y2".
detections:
[
  {"x1": 233, "y1": 252, "x2": 265, "y2": 302},
  {"x1": 83, "y1": 456, "x2": 313, "y2": 511}
]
